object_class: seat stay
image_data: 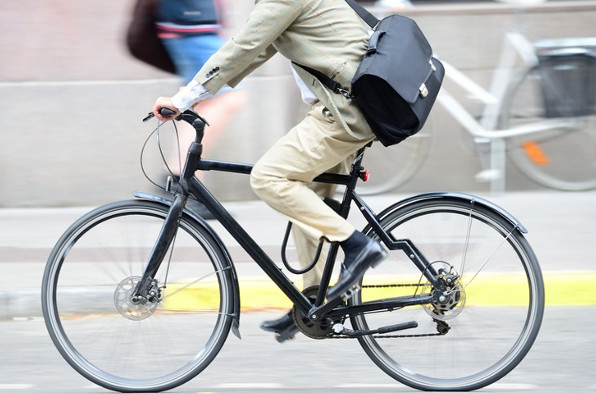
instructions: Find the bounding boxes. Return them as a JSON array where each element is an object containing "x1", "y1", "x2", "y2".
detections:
[{"x1": 352, "y1": 192, "x2": 441, "y2": 285}]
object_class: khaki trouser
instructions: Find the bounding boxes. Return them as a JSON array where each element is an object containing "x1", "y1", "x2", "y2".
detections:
[
  {"x1": 291, "y1": 181, "x2": 335, "y2": 288},
  {"x1": 250, "y1": 104, "x2": 375, "y2": 287}
]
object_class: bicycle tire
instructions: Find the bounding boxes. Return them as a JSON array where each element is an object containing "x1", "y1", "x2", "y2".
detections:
[
  {"x1": 501, "y1": 65, "x2": 596, "y2": 191},
  {"x1": 41, "y1": 199, "x2": 236, "y2": 392},
  {"x1": 357, "y1": 125, "x2": 433, "y2": 195},
  {"x1": 349, "y1": 197, "x2": 544, "y2": 391}
]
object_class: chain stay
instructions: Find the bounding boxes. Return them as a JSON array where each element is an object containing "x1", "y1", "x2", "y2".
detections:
[{"x1": 331, "y1": 282, "x2": 446, "y2": 339}]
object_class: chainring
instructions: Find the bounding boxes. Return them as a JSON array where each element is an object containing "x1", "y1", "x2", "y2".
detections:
[{"x1": 292, "y1": 286, "x2": 344, "y2": 339}]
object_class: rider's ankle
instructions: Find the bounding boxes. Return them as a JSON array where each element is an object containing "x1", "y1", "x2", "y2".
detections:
[{"x1": 340, "y1": 231, "x2": 368, "y2": 267}]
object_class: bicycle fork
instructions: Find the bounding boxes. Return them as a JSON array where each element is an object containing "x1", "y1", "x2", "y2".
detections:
[{"x1": 132, "y1": 193, "x2": 187, "y2": 304}]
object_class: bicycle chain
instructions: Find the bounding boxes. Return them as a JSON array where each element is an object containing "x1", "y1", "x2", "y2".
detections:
[
  {"x1": 362, "y1": 283, "x2": 421, "y2": 288},
  {"x1": 330, "y1": 282, "x2": 447, "y2": 339},
  {"x1": 332, "y1": 331, "x2": 446, "y2": 339}
]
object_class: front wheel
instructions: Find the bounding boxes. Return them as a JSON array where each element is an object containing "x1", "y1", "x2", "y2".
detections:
[
  {"x1": 349, "y1": 197, "x2": 544, "y2": 391},
  {"x1": 41, "y1": 199, "x2": 236, "y2": 392}
]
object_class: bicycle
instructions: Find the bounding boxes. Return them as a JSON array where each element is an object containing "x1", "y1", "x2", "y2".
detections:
[
  {"x1": 359, "y1": 0, "x2": 596, "y2": 195},
  {"x1": 41, "y1": 108, "x2": 544, "y2": 392}
]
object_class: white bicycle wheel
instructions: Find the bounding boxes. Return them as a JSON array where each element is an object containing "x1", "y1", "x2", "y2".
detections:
[{"x1": 501, "y1": 65, "x2": 596, "y2": 191}]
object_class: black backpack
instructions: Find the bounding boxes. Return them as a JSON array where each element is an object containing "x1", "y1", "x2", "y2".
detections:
[{"x1": 298, "y1": 0, "x2": 444, "y2": 146}]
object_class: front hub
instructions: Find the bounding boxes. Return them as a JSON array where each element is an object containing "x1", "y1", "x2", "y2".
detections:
[{"x1": 114, "y1": 276, "x2": 159, "y2": 321}]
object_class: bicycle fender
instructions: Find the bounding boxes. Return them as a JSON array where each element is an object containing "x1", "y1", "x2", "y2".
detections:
[
  {"x1": 132, "y1": 191, "x2": 242, "y2": 339},
  {"x1": 374, "y1": 191, "x2": 528, "y2": 233}
]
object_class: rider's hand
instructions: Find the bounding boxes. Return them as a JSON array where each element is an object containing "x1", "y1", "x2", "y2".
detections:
[{"x1": 153, "y1": 97, "x2": 180, "y2": 121}]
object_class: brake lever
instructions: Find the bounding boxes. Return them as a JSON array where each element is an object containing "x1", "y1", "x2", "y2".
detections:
[
  {"x1": 142, "y1": 112, "x2": 154, "y2": 122},
  {"x1": 142, "y1": 108, "x2": 178, "y2": 122}
]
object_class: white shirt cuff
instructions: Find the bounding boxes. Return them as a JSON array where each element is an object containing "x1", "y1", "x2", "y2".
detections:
[{"x1": 171, "y1": 80, "x2": 214, "y2": 112}]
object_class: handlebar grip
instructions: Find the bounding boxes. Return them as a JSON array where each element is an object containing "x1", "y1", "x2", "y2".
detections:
[
  {"x1": 160, "y1": 108, "x2": 177, "y2": 117},
  {"x1": 142, "y1": 107, "x2": 179, "y2": 122}
]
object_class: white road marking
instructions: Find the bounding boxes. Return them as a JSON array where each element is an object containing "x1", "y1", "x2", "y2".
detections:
[
  {"x1": 215, "y1": 383, "x2": 285, "y2": 389},
  {"x1": 485, "y1": 382, "x2": 538, "y2": 390},
  {"x1": 338, "y1": 383, "x2": 403, "y2": 388}
]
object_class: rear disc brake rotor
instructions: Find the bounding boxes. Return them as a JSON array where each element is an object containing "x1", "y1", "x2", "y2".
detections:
[{"x1": 421, "y1": 262, "x2": 466, "y2": 321}]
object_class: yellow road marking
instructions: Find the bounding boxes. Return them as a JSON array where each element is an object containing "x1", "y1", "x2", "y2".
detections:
[{"x1": 162, "y1": 271, "x2": 596, "y2": 311}]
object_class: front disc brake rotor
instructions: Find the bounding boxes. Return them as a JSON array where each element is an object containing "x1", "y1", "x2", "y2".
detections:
[{"x1": 114, "y1": 276, "x2": 158, "y2": 321}]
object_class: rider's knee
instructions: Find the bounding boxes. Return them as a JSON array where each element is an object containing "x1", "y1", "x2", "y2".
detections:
[{"x1": 249, "y1": 162, "x2": 269, "y2": 198}]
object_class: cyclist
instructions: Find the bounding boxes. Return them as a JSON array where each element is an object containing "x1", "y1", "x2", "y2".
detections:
[{"x1": 153, "y1": 0, "x2": 387, "y2": 337}]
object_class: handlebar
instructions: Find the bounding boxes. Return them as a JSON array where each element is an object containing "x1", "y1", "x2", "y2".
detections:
[{"x1": 142, "y1": 108, "x2": 209, "y2": 138}]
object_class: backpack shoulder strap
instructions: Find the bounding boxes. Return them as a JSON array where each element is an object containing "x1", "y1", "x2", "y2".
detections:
[
  {"x1": 291, "y1": 2, "x2": 381, "y2": 98},
  {"x1": 345, "y1": 0, "x2": 380, "y2": 29},
  {"x1": 292, "y1": 62, "x2": 352, "y2": 98}
]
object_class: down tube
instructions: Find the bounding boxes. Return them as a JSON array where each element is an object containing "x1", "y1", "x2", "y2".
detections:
[{"x1": 188, "y1": 177, "x2": 312, "y2": 313}]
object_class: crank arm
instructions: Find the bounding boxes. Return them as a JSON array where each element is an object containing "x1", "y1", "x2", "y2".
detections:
[{"x1": 332, "y1": 321, "x2": 418, "y2": 337}]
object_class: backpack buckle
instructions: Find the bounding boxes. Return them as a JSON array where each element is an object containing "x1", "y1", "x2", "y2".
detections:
[{"x1": 337, "y1": 88, "x2": 353, "y2": 99}]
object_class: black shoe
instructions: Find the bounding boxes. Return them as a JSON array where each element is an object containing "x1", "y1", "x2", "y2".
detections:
[
  {"x1": 260, "y1": 311, "x2": 295, "y2": 333},
  {"x1": 186, "y1": 199, "x2": 216, "y2": 220},
  {"x1": 327, "y1": 238, "x2": 387, "y2": 300}
]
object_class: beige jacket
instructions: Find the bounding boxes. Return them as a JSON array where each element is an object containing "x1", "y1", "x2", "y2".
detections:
[{"x1": 193, "y1": 0, "x2": 373, "y2": 139}]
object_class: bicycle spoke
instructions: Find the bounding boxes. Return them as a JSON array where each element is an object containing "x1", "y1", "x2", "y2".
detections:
[
  {"x1": 161, "y1": 267, "x2": 229, "y2": 300},
  {"x1": 463, "y1": 225, "x2": 518, "y2": 289}
]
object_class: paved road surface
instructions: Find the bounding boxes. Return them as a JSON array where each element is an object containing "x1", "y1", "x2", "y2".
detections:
[{"x1": 1, "y1": 307, "x2": 595, "y2": 393}]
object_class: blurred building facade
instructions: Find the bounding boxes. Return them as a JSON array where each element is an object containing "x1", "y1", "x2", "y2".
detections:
[{"x1": 0, "y1": 0, "x2": 595, "y2": 207}]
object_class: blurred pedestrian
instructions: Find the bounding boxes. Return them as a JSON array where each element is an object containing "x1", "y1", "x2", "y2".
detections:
[{"x1": 156, "y1": 0, "x2": 247, "y2": 218}]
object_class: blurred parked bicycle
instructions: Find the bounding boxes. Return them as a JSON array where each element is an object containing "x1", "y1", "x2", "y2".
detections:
[{"x1": 361, "y1": 0, "x2": 596, "y2": 194}]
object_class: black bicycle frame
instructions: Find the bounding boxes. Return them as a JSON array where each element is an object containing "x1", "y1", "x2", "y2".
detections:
[{"x1": 136, "y1": 111, "x2": 440, "y2": 321}]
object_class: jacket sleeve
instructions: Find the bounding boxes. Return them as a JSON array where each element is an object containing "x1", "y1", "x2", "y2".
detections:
[
  {"x1": 226, "y1": 44, "x2": 278, "y2": 88},
  {"x1": 193, "y1": 0, "x2": 302, "y2": 93}
]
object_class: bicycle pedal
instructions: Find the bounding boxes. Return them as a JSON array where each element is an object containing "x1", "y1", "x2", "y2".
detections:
[
  {"x1": 275, "y1": 326, "x2": 299, "y2": 343},
  {"x1": 275, "y1": 333, "x2": 295, "y2": 343}
]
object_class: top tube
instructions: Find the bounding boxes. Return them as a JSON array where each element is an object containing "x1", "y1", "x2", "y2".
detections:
[{"x1": 149, "y1": 108, "x2": 359, "y2": 187}]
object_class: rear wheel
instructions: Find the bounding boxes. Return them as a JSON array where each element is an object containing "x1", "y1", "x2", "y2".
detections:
[
  {"x1": 42, "y1": 199, "x2": 235, "y2": 392},
  {"x1": 349, "y1": 198, "x2": 544, "y2": 391}
]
